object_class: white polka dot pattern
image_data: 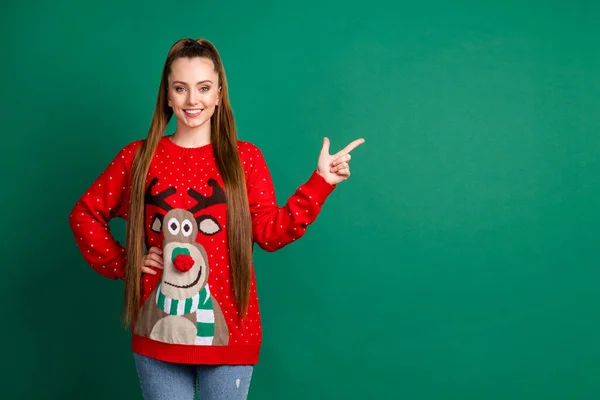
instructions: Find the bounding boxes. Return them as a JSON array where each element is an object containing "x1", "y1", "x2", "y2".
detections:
[{"x1": 68, "y1": 136, "x2": 337, "y2": 360}]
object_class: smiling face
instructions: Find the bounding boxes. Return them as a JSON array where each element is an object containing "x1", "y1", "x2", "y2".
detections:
[
  {"x1": 167, "y1": 57, "x2": 221, "y2": 133},
  {"x1": 160, "y1": 208, "x2": 210, "y2": 299}
]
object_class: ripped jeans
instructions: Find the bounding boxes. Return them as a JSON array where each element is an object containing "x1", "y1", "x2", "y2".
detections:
[{"x1": 133, "y1": 353, "x2": 253, "y2": 400}]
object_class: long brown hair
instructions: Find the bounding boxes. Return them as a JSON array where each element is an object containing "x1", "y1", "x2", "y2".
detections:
[{"x1": 122, "y1": 38, "x2": 253, "y2": 328}]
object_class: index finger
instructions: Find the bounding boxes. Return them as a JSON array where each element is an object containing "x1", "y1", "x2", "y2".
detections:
[
  {"x1": 333, "y1": 138, "x2": 365, "y2": 158},
  {"x1": 148, "y1": 246, "x2": 163, "y2": 255}
]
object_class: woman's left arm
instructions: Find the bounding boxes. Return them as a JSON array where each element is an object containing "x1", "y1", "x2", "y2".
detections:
[{"x1": 245, "y1": 137, "x2": 364, "y2": 252}]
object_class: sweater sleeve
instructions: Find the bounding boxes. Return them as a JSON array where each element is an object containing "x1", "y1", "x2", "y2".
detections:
[
  {"x1": 69, "y1": 141, "x2": 142, "y2": 280},
  {"x1": 243, "y1": 143, "x2": 336, "y2": 252}
]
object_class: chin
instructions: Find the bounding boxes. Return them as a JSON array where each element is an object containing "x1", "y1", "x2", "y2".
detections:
[{"x1": 186, "y1": 120, "x2": 210, "y2": 128}]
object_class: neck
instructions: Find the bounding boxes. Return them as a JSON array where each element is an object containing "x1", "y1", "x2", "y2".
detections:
[{"x1": 172, "y1": 123, "x2": 211, "y2": 148}]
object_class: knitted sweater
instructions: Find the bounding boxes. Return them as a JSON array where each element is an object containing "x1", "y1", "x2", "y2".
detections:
[{"x1": 69, "y1": 135, "x2": 336, "y2": 365}]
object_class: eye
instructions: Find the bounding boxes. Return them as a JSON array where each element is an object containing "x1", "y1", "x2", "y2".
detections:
[
  {"x1": 175, "y1": 87, "x2": 185, "y2": 92},
  {"x1": 181, "y1": 219, "x2": 193, "y2": 237},
  {"x1": 200, "y1": 86, "x2": 210, "y2": 92},
  {"x1": 167, "y1": 217, "x2": 180, "y2": 235}
]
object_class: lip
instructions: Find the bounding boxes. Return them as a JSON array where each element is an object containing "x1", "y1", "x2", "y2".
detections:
[{"x1": 184, "y1": 109, "x2": 203, "y2": 118}]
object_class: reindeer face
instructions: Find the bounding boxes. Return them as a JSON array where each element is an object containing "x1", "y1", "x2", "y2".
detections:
[
  {"x1": 163, "y1": 209, "x2": 199, "y2": 243},
  {"x1": 144, "y1": 177, "x2": 226, "y2": 300}
]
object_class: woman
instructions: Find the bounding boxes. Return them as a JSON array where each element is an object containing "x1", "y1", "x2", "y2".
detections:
[{"x1": 69, "y1": 38, "x2": 364, "y2": 400}]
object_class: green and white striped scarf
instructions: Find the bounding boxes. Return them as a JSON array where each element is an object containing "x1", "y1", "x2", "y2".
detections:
[{"x1": 155, "y1": 283, "x2": 215, "y2": 345}]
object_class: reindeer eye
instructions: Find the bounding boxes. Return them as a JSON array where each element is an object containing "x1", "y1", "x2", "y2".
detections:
[
  {"x1": 167, "y1": 217, "x2": 180, "y2": 235},
  {"x1": 181, "y1": 219, "x2": 193, "y2": 237}
]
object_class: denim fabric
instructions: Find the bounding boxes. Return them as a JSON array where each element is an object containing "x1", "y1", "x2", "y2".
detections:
[{"x1": 134, "y1": 353, "x2": 253, "y2": 400}]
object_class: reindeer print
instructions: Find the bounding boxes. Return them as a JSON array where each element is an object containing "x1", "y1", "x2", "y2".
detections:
[{"x1": 133, "y1": 177, "x2": 229, "y2": 346}]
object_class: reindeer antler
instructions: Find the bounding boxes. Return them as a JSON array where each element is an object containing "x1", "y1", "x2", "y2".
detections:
[
  {"x1": 188, "y1": 178, "x2": 227, "y2": 214},
  {"x1": 145, "y1": 177, "x2": 176, "y2": 211}
]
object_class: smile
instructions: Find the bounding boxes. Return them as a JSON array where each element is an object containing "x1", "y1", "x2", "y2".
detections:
[
  {"x1": 184, "y1": 109, "x2": 203, "y2": 117},
  {"x1": 164, "y1": 266, "x2": 203, "y2": 289}
]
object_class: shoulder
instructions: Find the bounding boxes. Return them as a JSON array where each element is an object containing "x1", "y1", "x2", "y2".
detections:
[
  {"x1": 120, "y1": 139, "x2": 145, "y2": 155},
  {"x1": 110, "y1": 139, "x2": 144, "y2": 167},
  {"x1": 236, "y1": 140, "x2": 266, "y2": 164},
  {"x1": 236, "y1": 140, "x2": 268, "y2": 180},
  {"x1": 236, "y1": 140, "x2": 262, "y2": 156}
]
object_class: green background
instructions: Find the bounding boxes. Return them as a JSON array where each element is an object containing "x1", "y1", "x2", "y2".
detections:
[{"x1": 2, "y1": 0, "x2": 600, "y2": 399}]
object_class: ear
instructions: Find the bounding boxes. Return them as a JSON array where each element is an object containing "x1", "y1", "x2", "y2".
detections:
[
  {"x1": 196, "y1": 215, "x2": 221, "y2": 236},
  {"x1": 216, "y1": 86, "x2": 222, "y2": 105},
  {"x1": 151, "y1": 213, "x2": 165, "y2": 233}
]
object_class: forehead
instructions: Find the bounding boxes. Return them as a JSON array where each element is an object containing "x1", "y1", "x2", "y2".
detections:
[{"x1": 169, "y1": 57, "x2": 218, "y2": 83}]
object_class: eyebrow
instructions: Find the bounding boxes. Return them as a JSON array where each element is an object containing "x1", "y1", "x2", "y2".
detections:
[{"x1": 172, "y1": 80, "x2": 213, "y2": 85}]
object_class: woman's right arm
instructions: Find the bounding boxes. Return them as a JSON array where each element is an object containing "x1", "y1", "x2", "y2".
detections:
[{"x1": 69, "y1": 141, "x2": 142, "y2": 280}]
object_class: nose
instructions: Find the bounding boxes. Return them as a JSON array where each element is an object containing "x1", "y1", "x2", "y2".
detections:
[
  {"x1": 172, "y1": 248, "x2": 195, "y2": 272},
  {"x1": 188, "y1": 89, "x2": 200, "y2": 106}
]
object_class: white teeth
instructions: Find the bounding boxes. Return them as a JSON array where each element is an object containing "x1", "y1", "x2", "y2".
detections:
[{"x1": 185, "y1": 109, "x2": 202, "y2": 115}]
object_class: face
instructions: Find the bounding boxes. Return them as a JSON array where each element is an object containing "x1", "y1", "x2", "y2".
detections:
[
  {"x1": 167, "y1": 57, "x2": 221, "y2": 131},
  {"x1": 160, "y1": 208, "x2": 210, "y2": 299}
]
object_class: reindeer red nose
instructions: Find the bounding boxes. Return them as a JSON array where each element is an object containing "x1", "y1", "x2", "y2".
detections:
[{"x1": 172, "y1": 248, "x2": 195, "y2": 272}]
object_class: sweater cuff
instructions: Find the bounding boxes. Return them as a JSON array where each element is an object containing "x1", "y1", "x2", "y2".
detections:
[
  {"x1": 302, "y1": 170, "x2": 336, "y2": 204},
  {"x1": 115, "y1": 267, "x2": 126, "y2": 281}
]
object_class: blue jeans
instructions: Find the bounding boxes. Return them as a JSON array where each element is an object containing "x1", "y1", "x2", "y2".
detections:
[{"x1": 133, "y1": 353, "x2": 254, "y2": 400}]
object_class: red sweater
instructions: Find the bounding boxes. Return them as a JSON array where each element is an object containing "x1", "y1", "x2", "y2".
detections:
[{"x1": 69, "y1": 135, "x2": 335, "y2": 365}]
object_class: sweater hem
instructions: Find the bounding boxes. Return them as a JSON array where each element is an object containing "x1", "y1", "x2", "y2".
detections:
[{"x1": 132, "y1": 335, "x2": 261, "y2": 365}]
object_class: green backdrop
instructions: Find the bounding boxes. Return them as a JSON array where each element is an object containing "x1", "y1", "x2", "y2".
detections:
[{"x1": 2, "y1": 0, "x2": 600, "y2": 399}]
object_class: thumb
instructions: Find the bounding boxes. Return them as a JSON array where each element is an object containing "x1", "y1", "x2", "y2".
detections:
[{"x1": 320, "y1": 137, "x2": 330, "y2": 157}]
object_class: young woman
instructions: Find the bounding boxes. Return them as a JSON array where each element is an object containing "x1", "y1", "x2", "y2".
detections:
[{"x1": 69, "y1": 38, "x2": 364, "y2": 400}]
